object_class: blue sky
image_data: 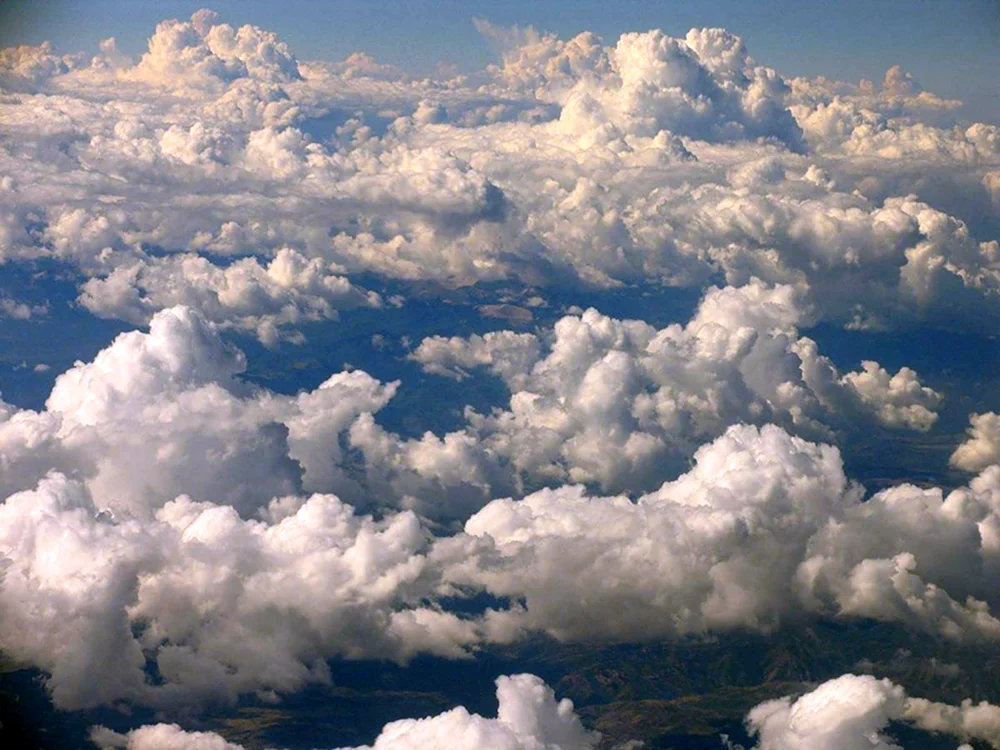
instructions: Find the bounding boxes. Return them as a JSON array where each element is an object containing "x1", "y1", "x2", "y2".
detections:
[{"x1": 4, "y1": 0, "x2": 999, "y2": 120}]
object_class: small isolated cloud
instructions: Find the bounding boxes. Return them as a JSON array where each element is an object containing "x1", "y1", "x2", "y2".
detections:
[
  {"x1": 412, "y1": 280, "x2": 941, "y2": 493},
  {"x1": 748, "y1": 673, "x2": 1000, "y2": 749}
]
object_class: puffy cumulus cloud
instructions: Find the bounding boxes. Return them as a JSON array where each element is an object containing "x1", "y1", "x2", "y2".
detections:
[
  {"x1": 0, "y1": 302, "x2": 521, "y2": 522},
  {"x1": 783, "y1": 65, "x2": 1000, "y2": 163},
  {"x1": 479, "y1": 21, "x2": 803, "y2": 148},
  {"x1": 789, "y1": 66, "x2": 961, "y2": 122},
  {"x1": 474, "y1": 18, "x2": 610, "y2": 97},
  {"x1": 122, "y1": 8, "x2": 300, "y2": 90},
  {"x1": 951, "y1": 412, "x2": 1000, "y2": 473},
  {"x1": 746, "y1": 674, "x2": 908, "y2": 749},
  {"x1": 92, "y1": 723, "x2": 243, "y2": 750},
  {"x1": 746, "y1": 673, "x2": 1000, "y2": 749},
  {"x1": 346, "y1": 413, "x2": 514, "y2": 520},
  {"x1": 838, "y1": 121, "x2": 1000, "y2": 163},
  {"x1": 398, "y1": 117, "x2": 998, "y2": 323},
  {"x1": 626, "y1": 185, "x2": 1000, "y2": 329},
  {"x1": 0, "y1": 42, "x2": 84, "y2": 90},
  {"x1": 434, "y1": 424, "x2": 1000, "y2": 645},
  {"x1": 599, "y1": 28, "x2": 803, "y2": 147},
  {"x1": 85, "y1": 673, "x2": 1000, "y2": 749},
  {"x1": 0, "y1": 472, "x2": 501, "y2": 711},
  {"x1": 905, "y1": 695, "x2": 1000, "y2": 749},
  {"x1": 91, "y1": 674, "x2": 599, "y2": 750},
  {"x1": 839, "y1": 362, "x2": 941, "y2": 432},
  {"x1": 346, "y1": 673, "x2": 598, "y2": 750},
  {"x1": 0, "y1": 305, "x2": 409, "y2": 518},
  {"x1": 0, "y1": 308, "x2": 987, "y2": 713},
  {"x1": 79, "y1": 248, "x2": 381, "y2": 345},
  {"x1": 2, "y1": 10, "x2": 999, "y2": 335},
  {"x1": 412, "y1": 281, "x2": 942, "y2": 492}
]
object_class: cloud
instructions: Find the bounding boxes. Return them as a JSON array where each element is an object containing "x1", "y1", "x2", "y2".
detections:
[
  {"x1": 1, "y1": 8, "x2": 1000, "y2": 728},
  {"x1": 0, "y1": 41, "x2": 83, "y2": 90},
  {"x1": 0, "y1": 295, "x2": 47, "y2": 319},
  {"x1": 0, "y1": 305, "x2": 406, "y2": 517},
  {"x1": 951, "y1": 412, "x2": 1000, "y2": 473},
  {"x1": 2, "y1": 9, "x2": 998, "y2": 337},
  {"x1": 412, "y1": 281, "x2": 942, "y2": 493},
  {"x1": 87, "y1": 671, "x2": 1000, "y2": 749},
  {"x1": 747, "y1": 672, "x2": 1000, "y2": 749},
  {"x1": 0, "y1": 471, "x2": 495, "y2": 710},
  {"x1": 90, "y1": 674, "x2": 599, "y2": 750},
  {"x1": 0, "y1": 302, "x2": 514, "y2": 522},
  {"x1": 123, "y1": 9, "x2": 301, "y2": 91},
  {"x1": 79, "y1": 248, "x2": 381, "y2": 345},
  {"x1": 92, "y1": 723, "x2": 243, "y2": 750},
  {"x1": 434, "y1": 423, "x2": 1000, "y2": 645},
  {"x1": 0, "y1": 308, "x2": 985, "y2": 712},
  {"x1": 478, "y1": 21, "x2": 803, "y2": 148}
]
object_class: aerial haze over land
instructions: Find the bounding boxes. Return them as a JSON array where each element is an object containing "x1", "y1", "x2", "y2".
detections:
[{"x1": 1, "y1": 1, "x2": 1000, "y2": 747}]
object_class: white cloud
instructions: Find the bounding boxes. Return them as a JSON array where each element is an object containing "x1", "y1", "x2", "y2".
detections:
[
  {"x1": 1, "y1": 9, "x2": 1000, "y2": 726},
  {"x1": 79, "y1": 248, "x2": 381, "y2": 345},
  {"x1": 412, "y1": 281, "x2": 942, "y2": 492},
  {"x1": 747, "y1": 673, "x2": 1000, "y2": 749},
  {"x1": 92, "y1": 723, "x2": 244, "y2": 750},
  {"x1": 0, "y1": 306, "x2": 405, "y2": 517},
  {"x1": 839, "y1": 361, "x2": 941, "y2": 431},
  {"x1": 951, "y1": 412, "x2": 1000, "y2": 473},
  {"x1": 123, "y1": 9, "x2": 300, "y2": 91},
  {"x1": 2, "y1": 10, "x2": 998, "y2": 336},
  {"x1": 0, "y1": 308, "x2": 984, "y2": 712},
  {"x1": 0, "y1": 471, "x2": 491, "y2": 710},
  {"x1": 0, "y1": 42, "x2": 83, "y2": 90},
  {"x1": 747, "y1": 674, "x2": 908, "y2": 749},
  {"x1": 86, "y1": 671, "x2": 1000, "y2": 750},
  {"x1": 90, "y1": 674, "x2": 599, "y2": 750},
  {"x1": 435, "y1": 423, "x2": 1000, "y2": 645},
  {"x1": 0, "y1": 295, "x2": 47, "y2": 319}
]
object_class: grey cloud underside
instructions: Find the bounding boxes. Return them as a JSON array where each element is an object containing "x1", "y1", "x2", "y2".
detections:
[{"x1": 0, "y1": 10, "x2": 999, "y2": 341}]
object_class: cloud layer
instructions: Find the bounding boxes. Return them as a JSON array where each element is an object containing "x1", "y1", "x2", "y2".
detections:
[
  {"x1": 1, "y1": 9, "x2": 999, "y2": 340},
  {"x1": 1, "y1": 9, "x2": 1000, "y2": 746}
]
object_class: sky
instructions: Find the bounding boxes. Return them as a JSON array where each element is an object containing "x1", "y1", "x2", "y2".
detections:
[
  {"x1": 3, "y1": 2, "x2": 1000, "y2": 748},
  {"x1": 3, "y1": 0, "x2": 999, "y2": 119}
]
